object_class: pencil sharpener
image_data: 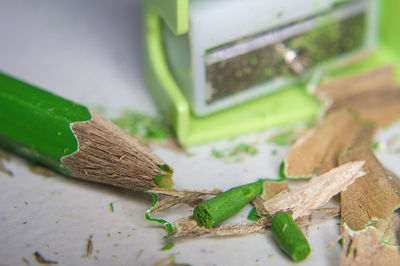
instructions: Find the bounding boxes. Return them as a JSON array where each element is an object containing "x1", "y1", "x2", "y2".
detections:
[{"x1": 144, "y1": 0, "x2": 398, "y2": 146}]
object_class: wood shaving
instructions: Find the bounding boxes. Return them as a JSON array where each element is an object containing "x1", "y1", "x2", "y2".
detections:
[
  {"x1": 171, "y1": 208, "x2": 339, "y2": 238},
  {"x1": 339, "y1": 148, "x2": 400, "y2": 231},
  {"x1": 0, "y1": 160, "x2": 13, "y2": 176},
  {"x1": 263, "y1": 162, "x2": 366, "y2": 220},
  {"x1": 83, "y1": 234, "x2": 93, "y2": 258},
  {"x1": 284, "y1": 109, "x2": 375, "y2": 178},
  {"x1": 149, "y1": 189, "x2": 221, "y2": 214},
  {"x1": 316, "y1": 66, "x2": 396, "y2": 105},
  {"x1": 33, "y1": 251, "x2": 58, "y2": 265},
  {"x1": 253, "y1": 180, "x2": 289, "y2": 216},
  {"x1": 340, "y1": 226, "x2": 400, "y2": 266},
  {"x1": 318, "y1": 66, "x2": 400, "y2": 127}
]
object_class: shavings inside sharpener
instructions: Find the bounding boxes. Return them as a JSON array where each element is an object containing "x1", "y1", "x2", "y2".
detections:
[{"x1": 205, "y1": 4, "x2": 366, "y2": 103}]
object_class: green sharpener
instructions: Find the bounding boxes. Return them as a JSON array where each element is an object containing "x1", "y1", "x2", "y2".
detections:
[{"x1": 143, "y1": 0, "x2": 400, "y2": 146}]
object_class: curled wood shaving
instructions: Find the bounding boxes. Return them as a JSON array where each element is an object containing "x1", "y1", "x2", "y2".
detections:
[{"x1": 263, "y1": 162, "x2": 366, "y2": 220}]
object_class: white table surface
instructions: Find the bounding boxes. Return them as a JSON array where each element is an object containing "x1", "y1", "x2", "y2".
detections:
[{"x1": 1, "y1": 1, "x2": 399, "y2": 265}]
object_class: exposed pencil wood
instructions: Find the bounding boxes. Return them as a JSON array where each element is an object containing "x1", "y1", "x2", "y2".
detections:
[
  {"x1": 263, "y1": 162, "x2": 366, "y2": 220},
  {"x1": 284, "y1": 109, "x2": 375, "y2": 178},
  {"x1": 62, "y1": 111, "x2": 172, "y2": 191},
  {"x1": 339, "y1": 148, "x2": 400, "y2": 231}
]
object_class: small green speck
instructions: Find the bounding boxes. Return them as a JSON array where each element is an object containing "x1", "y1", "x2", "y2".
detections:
[
  {"x1": 112, "y1": 255, "x2": 117, "y2": 259},
  {"x1": 112, "y1": 110, "x2": 171, "y2": 141},
  {"x1": 24, "y1": 201, "x2": 28, "y2": 206},
  {"x1": 117, "y1": 232, "x2": 121, "y2": 235},
  {"x1": 267, "y1": 130, "x2": 296, "y2": 146},
  {"x1": 247, "y1": 207, "x2": 261, "y2": 221},
  {"x1": 107, "y1": 233, "x2": 110, "y2": 238},
  {"x1": 186, "y1": 152, "x2": 195, "y2": 158},
  {"x1": 268, "y1": 254, "x2": 275, "y2": 258},
  {"x1": 96, "y1": 250, "x2": 100, "y2": 255},
  {"x1": 110, "y1": 202, "x2": 114, "y2": 213},
  {"x1": 271, "y1": 149, "x2": 278, "y2": 156},
  {"x1": 160, "y1": 242, "x2": 174, "y2": 251},
  {"x1": 211, "y1": 143, "x2": 258, "y2": 162},
  {"x1": 13, "y1": 205, "x2": 18, "y2": 209},
  {"x1": 55, "y1": 221, "x2": 59, "y2": 224},
  {"x1": 211, "y1": 148, "x2": 224, "y2": 159}
]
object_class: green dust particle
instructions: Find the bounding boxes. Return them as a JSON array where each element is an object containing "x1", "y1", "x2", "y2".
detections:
[
  {"x1": 247, "y1": 207, "x2": 261, "y2": 221},
  {"x1": 211, "y1": 143, "x2": 258, "y2": 161},
  {"x1": 112, "y1": 255, "x2": 117, "y2": 259},
  {"x1": 107, "y1": 233, "x2": 110, "y2": 238},
  {"x1": 96, "y1": 250, "x2": 100, "y2": 255},
  {"x1": 371, "y1": 142, "x2": 380, "y2": 150},
  {"x1": 24, "y1": 201, "x2": 28, "y2": 206},
  {"x1": 211, "y1": 149, "x2": 224, "y2": 159},
  {"x1": 55, "y1": 221, "x2": 59, "y2": 224},
  {"x1": 112, "y1": 110, "x2": 171, "y2": 140},
  {"x1": 338, "y1": 238, "x2": 343, "y2": 245},
  {"x1": 160, "y1": 242, "x2": 175, "y2": 251},
  {"x1": 268, "y1": 254, "x2": 275, "y2": 258},
  {"x1": 267, "y1": 130, "x2": 296, "y2": 146},
  {"x1": 186, "y1": 152, "x2": 195, "y2": 158},
  {"x1": 13, "y1": 206, "x2": 17, "y2": 209},
  {"x1": 278, "y1": 162, "x2": 286, "y2": 180},
  {"x1": 110, "y1": 202, "x2": 114, "y2": 213},
  {"x1": 117, "y1": 232, "x2": 121, "y2": 235},
  {"x1": 271, "y1": 149, "x2": 278, "y2": 156}
]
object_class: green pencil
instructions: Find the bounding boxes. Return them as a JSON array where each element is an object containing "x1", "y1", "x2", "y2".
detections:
[{"x1": 0, "y1": 72, "x2": 173, "y2": 191}]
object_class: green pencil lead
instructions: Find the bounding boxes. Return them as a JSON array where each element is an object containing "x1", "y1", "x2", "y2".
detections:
[
  {"x1": 271, "y1": 212, "x2": 311, "y2": 262},
  {"x1": 193, "y1": 180, "x2": 265, "y2": 228}
]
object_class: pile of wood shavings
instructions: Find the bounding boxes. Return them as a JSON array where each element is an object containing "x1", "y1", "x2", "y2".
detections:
[{"x1": 150, "y1": 66, "x2": 400, "y2": 265}]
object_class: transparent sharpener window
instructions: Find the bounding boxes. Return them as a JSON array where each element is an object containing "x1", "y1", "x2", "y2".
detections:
[{"x1": 205, "y1": 7, "x2": 366, "y2": 104}]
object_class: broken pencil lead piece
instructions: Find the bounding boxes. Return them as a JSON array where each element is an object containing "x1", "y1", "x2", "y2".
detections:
[
  {"x1": 271, "y1": 212, "x2": 311, "y2": 262},
  {"x1": 193, "y1": 179, "x2": 265, "y2": 228}
]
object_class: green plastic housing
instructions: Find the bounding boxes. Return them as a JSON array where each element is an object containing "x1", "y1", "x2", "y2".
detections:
[{"x1": 143, "y1": 0, "x2": 400, "y2": 146}]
